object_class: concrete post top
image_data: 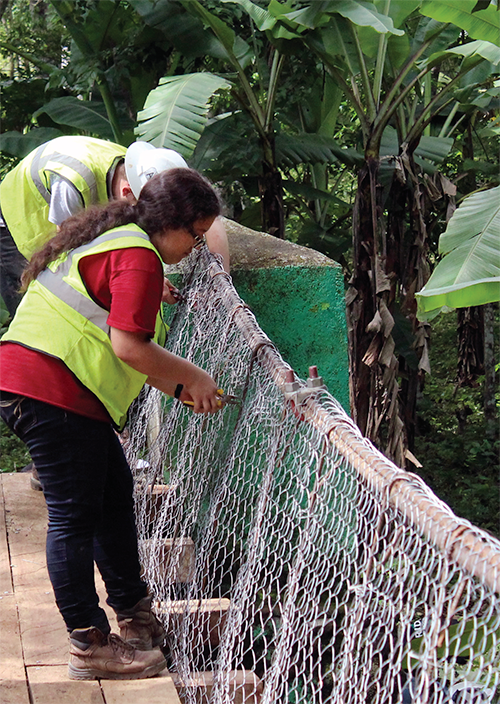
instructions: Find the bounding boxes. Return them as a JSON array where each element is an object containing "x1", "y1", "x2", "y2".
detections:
[{"x1": 222, "y1": 218, "x2": 341, "y2": 271}]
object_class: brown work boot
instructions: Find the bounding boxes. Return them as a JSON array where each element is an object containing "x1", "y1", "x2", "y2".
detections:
[
  {"x1": 20, "y1": 462, "x2": 43, "y2": 491},
  {"x1": 116, "y1": 595, "x2": 166, "y2": 650},
  {"x1": 31, "y1": 465, "x2": 43, "y2": 491},
  {"x1": 68, "y1": 626, "x2": 166, "y2": 680}
]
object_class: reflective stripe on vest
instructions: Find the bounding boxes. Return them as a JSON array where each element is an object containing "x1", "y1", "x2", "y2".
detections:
[
  {"x1": 30, "y1": 145, "x2": 98, "y2": 205},
  {"x1": 36, "y1": 230, "x2": 152, "y2": 334},
  {"x1": 2, "y1": 226, "x2": 164, "y2": 429},
  {"x1": 0, "y1": 137, "x2": 126, "y2": 259}
]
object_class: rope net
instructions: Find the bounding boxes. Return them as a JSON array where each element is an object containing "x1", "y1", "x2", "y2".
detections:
[{"x1": 125, "y1": 248, "x2": 500, "y2": 704}]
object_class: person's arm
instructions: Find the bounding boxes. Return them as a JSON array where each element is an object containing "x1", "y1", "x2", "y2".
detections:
[
  {"x1": 205, "y1": 217, "x2": 230, "y2": 272},
  {"x1": 48, "y1": 177, "x2": 84, "y2": 225},
  {"x1": 109, "y1": 327, "x2": 220, "y2": 414}
]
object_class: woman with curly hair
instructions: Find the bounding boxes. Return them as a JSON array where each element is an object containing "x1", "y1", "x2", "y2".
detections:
[{"x1": 0, "y1": 167, "x2": 222, "y2": 680}]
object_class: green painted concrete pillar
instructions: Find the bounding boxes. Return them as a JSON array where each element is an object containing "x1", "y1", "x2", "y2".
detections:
[{"x1": 224, "y1": 220, "x2": 349, "y2": 413}]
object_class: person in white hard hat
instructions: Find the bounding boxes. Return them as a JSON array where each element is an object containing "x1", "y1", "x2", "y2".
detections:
[
  {"x1": 0, "y1": 136, "x2": 229, "y2": 318},
  {"x1": 124, "y1": 141, "x2": 229, "y2": 276}
]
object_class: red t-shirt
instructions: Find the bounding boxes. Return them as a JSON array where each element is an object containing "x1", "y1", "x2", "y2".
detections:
[{"x1": 0, "y1": 247, "x2": 163, "y2": 423}]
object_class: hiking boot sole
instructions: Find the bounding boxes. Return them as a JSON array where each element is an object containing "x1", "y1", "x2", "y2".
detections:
[{"x1": 68, "y1": 658, "x2": 167, "y2": 680}]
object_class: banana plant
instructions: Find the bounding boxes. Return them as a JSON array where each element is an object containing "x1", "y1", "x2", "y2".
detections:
[
  {"x1": 0, "y1": 0, "x2": 146, "y2": 149},
  {"x1": 163, "y1": 0, "x2": 301, "y2": 237},
  {"x1": 134, "y1": 73, "x2": 232, "y2": 156},
  {"x1": 47, "y1": 0, "x2": 127, "y2": 144},
  {"x1": 131, "y1": 0, "x2": 498, "y2": 462},
  {"x1": 284, "y1": 0, "x2": 500, "y2": 465},
  {"x1": 134, "y1": 0, "x2": 410, "y2": 238},
  {"x1": 416, "y1": 185, "x2": 500, "y2": 320},
  {"x1": 416, "y1": 183, "x2": 500, "y2": 437}
]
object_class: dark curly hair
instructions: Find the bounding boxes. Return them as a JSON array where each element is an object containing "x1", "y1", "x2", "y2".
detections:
[{"x1": 21, "y1": 168, "x2": 221, "y2": 290}]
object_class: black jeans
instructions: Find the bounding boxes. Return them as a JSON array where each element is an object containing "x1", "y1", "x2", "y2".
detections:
[{"x1": 0, "y1": 391, "x2": 147, "y2": 633}]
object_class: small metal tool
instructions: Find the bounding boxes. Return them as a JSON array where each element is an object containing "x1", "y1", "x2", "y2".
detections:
[
  {"x1": 179, "y1": 388, "x2": 241, "y2": 408},
  {"x1": 215, "y1": 390, "x2": 241, "y2": 407},
  {"x1": 168, "y1": 286, "x2": 185, "y2": 303}
]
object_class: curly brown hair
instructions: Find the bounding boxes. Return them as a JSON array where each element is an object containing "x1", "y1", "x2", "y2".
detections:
[{"x1": 21, "y1": 168, "x2": 221, "y2": 290}]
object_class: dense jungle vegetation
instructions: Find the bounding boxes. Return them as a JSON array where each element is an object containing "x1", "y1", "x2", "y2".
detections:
[{"x1": 0, "y1": 0, "x2": 498, "y2": 534}]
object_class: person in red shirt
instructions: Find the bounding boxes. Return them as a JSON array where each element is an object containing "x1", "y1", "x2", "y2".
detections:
[
  {"x1": 0, "y1": 138, "x2": 230, "y2": 490},
  {"x1": 0, "y1": 168, "x2": 223, "y2": 680}
]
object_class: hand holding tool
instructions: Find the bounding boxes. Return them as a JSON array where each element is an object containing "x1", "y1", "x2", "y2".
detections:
[
  {"x1": 168, "y1": 286, "x2": 184, "y2": 303},
  {"x1": 174, "y1": 385, "x2": 240, "y2": 408}
]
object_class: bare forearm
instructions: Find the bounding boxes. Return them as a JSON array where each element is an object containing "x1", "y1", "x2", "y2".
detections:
[
  {"x1": 205, "y1": 217, "x2": 230, "y2": 272},
  {"x1": 110, "y1": 328, "x2": 219, "y2": 413},
  {"x1": 111, "y1": 328, "x2": 193, "y2": 381}
]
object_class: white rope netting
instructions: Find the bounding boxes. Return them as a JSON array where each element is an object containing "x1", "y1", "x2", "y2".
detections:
[{"x1": 125, "y1": 248, "x2": 500, "y2": 704}]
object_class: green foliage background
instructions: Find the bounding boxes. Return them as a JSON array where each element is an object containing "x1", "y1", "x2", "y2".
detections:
[
  {"x1": 0, "y1": 0, "x2": 498, "y2": 534},
  {"x1": 415, "y1": 311, "x2": 499, "y2": 536},
  {"x1": 0, "y1": 420, "x2": 30, "y2": 473}
]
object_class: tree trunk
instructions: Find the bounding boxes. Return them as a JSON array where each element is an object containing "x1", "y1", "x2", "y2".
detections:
[
  {"x1": 346, "y1": 158, "x2": 406, "y2": 467},
  {"x1": 483, "y1": 303, "x2": 497, "y2": 440},
  {"x1": 347, "y1": 163, "x2": 376, "y2": 436},
  {"x1": 259, "y1": 136, "x2": 285, "y2": 238},
  {"x1": 384, "y1": 153, "x2": 433, "y2": 460},
  {"x1": 399, "y1": 161, "x2": 432, "y2": 457},
  {"x1": 456, "y1": 306, "x2": 484, "y2": 386},
  {"x1": 455, "y1": 118, "x2": 484, "y2": 389}
]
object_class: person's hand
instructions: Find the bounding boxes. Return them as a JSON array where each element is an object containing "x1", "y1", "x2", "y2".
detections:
[
  {"x1": 162, "y1": 277, "x2": 182, "y2": 305},
  {"x1": 178, "y1": 369, "x2": 222, "y2": 414}
]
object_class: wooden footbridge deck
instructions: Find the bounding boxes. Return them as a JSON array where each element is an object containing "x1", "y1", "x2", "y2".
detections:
[
  {"x1": 0, "y1": 472, "x2": 182, "y2": 703},
  {"x1": 3, "y1": 471, "x2": 260, "y2": 704},
  {"x1": 0, "y1": 472, "x2": 261, "y2": 704}
]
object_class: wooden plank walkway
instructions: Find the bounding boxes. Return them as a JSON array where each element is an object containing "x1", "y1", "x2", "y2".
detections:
[{"x1": 0, "y1": 472, "x2": 181, "y2": 704}]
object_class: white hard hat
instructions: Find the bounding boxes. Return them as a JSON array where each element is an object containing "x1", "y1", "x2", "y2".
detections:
[{"x1": 125, "y1": 141, "x2": 188, "y2": 198}]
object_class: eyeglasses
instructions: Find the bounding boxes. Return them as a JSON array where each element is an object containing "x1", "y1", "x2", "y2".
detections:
[{"x1": 188, "y1": 226, "x2": 206, "y2": 250}]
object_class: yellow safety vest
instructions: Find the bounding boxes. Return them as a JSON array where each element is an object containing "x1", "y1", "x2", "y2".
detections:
[
  {"x1": 0, "y1": 136, "x2": 127, "y2": 259},
  {"x1": 2, "y1": 225, "x2": 166, "y2": 430}
]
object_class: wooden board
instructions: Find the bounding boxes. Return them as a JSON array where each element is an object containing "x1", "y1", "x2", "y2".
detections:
[
  {"x1": 0, "y1": 475, "x2": 14, "y2": 592},
  {"x1": 27, "y1": 665, "x2": 105, "y2": 704},
  {"x1": 1, "y1": 473, "x2": 181, "y2": 703},
  {"x1": 2, "y1": 473, "x2": 118, "y2": 665},
  {"x1": 101, "y1": 670, "x2": 181, "y2": 703},
  {"x1": 173, "y1": 670, "x2": 264, "y2": 704},
  {"x1": 27, "y1": 665, "x2": 182, "y2": 704},
  {"x1": 161, "y1": 598, "x2": 231, "y2": 646},
  {"x1": 3, "y1": 472, "x2": 79, "y2": 665},
  {"x1": 0, "y1": 475, "x2": 31, "y2": 704}
]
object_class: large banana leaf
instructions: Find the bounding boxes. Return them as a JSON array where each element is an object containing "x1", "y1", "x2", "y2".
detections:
[
  {"x1": 380, "y1": 126, "x2": 454, "y2": 163},
  {"x1": 191, "y1": 112, "x2": 262, "y2": 176},
  {"x1": 33, "y1": 97, "x2": 118, "y2": 140},
  {"x1": 416, "y1": 185, "x2": 500, "y2": 321},
  {"x1": 420, "y1": 0, "x2": 500, "y2": 47},
  {"x1": 134, "y1": 73, "x2": 231, "y2": 158},
  {"x1": 224, "y1": 0, "x2": 300, "y2": 37},
  {"x1": 306, "y1": 17, "x2": 364, "y2": 74},
  {"x1": 379, "y1": 126, "x2": 454, "y2": 182},
  {"x1": 129, "y1": 0, "x2": 229, "y2": 61},
  {"x1": 287, "y1": 0, "x2": 403, "y2": 35},
  {"x1": 421, "y1": 38, "x2": 500, "y2": 70},
  {"x1": 276, "y1": 132, "x2": 363, "y2": 167},
  {"x1": 0, "y1": 128, "x2": 63, "y2": 159}
]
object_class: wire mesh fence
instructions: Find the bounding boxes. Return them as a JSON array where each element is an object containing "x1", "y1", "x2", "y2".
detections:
[{"x1": 125, "y1": 248, "x2": 500, "y2": 704}]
